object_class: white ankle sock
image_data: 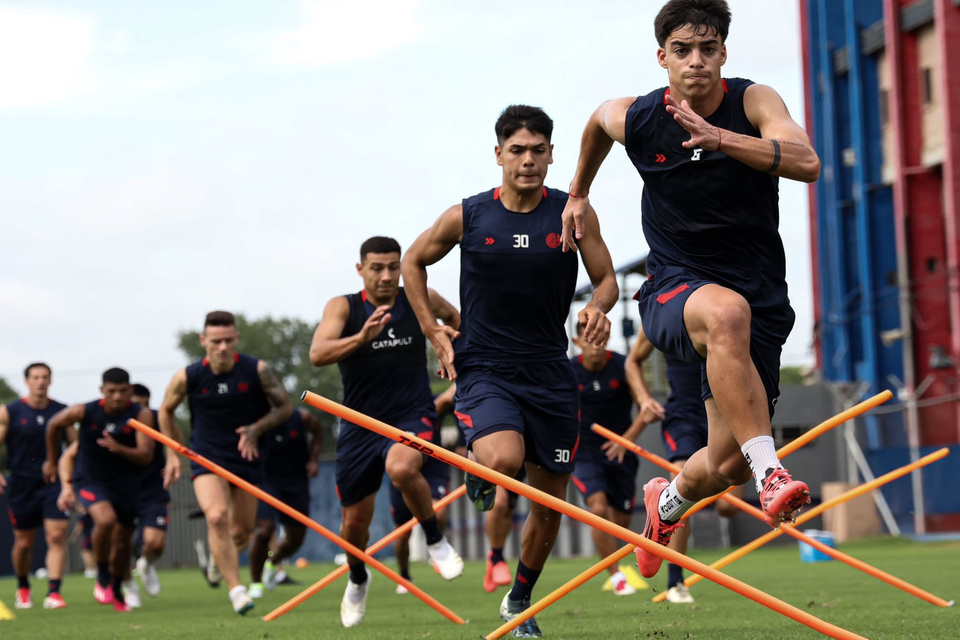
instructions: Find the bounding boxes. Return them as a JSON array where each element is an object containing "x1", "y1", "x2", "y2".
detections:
[
  {"x1": 740, "y1": 435, "x2": 782, "y2": 492},
  {"x1": 657, "y1": 477, "x2": 697, "y2": 523}
]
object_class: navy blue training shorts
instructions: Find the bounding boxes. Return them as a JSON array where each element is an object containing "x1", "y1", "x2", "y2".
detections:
[
  {"x1": 257, "y1": 477, "x2": 310, "y2": 526},
  {"x1": 6, "y1": 478, "x2": 69, "y2": 530},
  {"x1": 336, "y1": 414, "x2": 437, "y2": 507},
  {"x1": 572, "y1": 453, "x2": 638, "y2": 513},
  {"x1": 76, "y1": 479, "x2": 138, "y2": 528},
  {"x1": 454, "y1": 360, "x2": 580, "y2": 474},
  {"x1": 637, "y1": 265, "x2": 795, "y2": 415}
]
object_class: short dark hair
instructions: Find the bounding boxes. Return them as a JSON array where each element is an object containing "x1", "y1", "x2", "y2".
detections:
[
  {"x1": 204, "y1": 310, "x2": 236, "y2": 329},
  {"x1": 655, "y1": 0, "x2": 731, "y2": 47},
  {"x1": 495, "y1": 105, "x2": 553, "y2": 145},
  {"x1": 132, "y1": 383, "x2": 150, "y2": 398},
  {"x1": 102, "y1": 367, "x2": 130, "y2": 385},
  {"x1": 24, "y1": 362, "x2": 51, "y2": 378},
  {"x1": 359, "y1": 236, "x2": 401, "y2": 262}
]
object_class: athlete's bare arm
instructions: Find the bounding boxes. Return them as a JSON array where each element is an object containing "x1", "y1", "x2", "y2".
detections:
[
  {"x1": 0, "y1": 405, "x2": 8, "y2": 493},
  {"x1": 44, "y1": 403, "x2": 86, "y2": 483},
  {"x1": 402, "y1": 204, "x2": 465, "y2": 380},
  {"x1": 235, "y1": 361, "x2": 293, "y2": 461},
  {"x1": 562, "y1": 96, "x2": 636, "y2": 251},
  {"x1": 158, "y1": 368, "x2": 188, "y2": 487},
  {"x1": 57, "y1": 440, "x2": 79, "y2": 512},
  {"x1": 97, "y1": 406, "x2": 156, "y2": 466},
  {"x1": 309, "y1": 296, "x2": 391, "y2": 366},
  {"x1": 434, "y1": 383, "x2": 456, "y2": 416},
  {"x1": 575, "y1": 205, "x2": 618, "y2": 346},
  {"x1": 428, "y1": 288, "x2": 461, "y2": 331},
  {"x1": 301, "y1": 408, "x2": 323, "y2": 478},
  {"x1": 665, "y1": 84, "x2": 820, "y2": 182}
]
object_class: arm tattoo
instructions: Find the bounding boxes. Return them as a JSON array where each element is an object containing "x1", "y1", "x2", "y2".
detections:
[{"x1": 765, "y1": 139, "x2": 781, "y2": 174}]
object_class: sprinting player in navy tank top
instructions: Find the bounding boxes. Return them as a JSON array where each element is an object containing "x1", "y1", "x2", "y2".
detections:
[
  {"x1": 156, "y1": 310, "x2": 293, "y2": 616},
  {"x1": 0, "y1": 362, "x2": 70, "y2": 609},
  {"x1": 402, "y1": 105, "x2": 618, "y2": 633},
  {"x1": 310, "y1": 236, "x2": 465, "y2": 627},
  {"x1": 128, "y1": 384, "x2": 169, "y2": 601},
  {"x1": 45, "y1": 367, "x2": 155, "y2": 610},
  {"x1": 570, "y1": 331, "x2": 643, "y2": 596},
  {"x1": 561, "y1": 1, "x2": 820, "y2": 581},
  {"x1": 248, "y1": 408, "x2": 323, "y2": 597}
]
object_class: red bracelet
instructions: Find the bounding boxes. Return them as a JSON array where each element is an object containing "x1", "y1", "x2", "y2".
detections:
[{"x1": 569, "y1": 190, "x2": 588, "y2": 199}]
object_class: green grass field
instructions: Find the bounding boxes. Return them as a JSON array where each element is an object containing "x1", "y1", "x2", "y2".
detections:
[{"x1": 2, "y1": 537, "x2": 957, "y2": 639}]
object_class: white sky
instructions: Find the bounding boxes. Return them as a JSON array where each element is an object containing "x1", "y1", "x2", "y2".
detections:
[{"x1": 0, "y1": 0, "x2": 814, "y2": 403}]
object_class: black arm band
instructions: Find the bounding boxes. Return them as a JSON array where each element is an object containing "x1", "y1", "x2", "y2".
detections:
[{"x1": 766, "y1": 139, "x2": 781, "y2": 173}]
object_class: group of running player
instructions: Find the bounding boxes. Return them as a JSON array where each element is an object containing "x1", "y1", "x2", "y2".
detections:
[{"x1": 2, "y1": 0, "x2": 821, "y2": 636}]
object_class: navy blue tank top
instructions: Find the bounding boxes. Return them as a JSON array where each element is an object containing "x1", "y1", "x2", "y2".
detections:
[
  {"x1": 186, "y1": 353, "x2": 270, "y2": 463},
  {"x1": 260, "y1": 409, "x2": 308, "y2": 479},
  {"x1": 4, "y1": 397, "x2": 67, "y2": 480},
  {"x1": 624, "y1": 78, "x2": 788, "y2": 309},
  {"x1": 572, "y1": 352, "x2": 634, "y2": 454},
  {"x1": 75, "y1": 399, "x2": 142, "y2": 488},
  {"x1": 456, "y1": 187, "x2": 579, "y2": 363},
  {"x1": 338, "y1": 288, "x2": 434, "y2": 423}
]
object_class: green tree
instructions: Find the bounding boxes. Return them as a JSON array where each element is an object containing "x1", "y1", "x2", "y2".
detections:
[
  {"x1": 0, "y1": 376, "x2": 17, "y2": 405},
  {"x1": 176, "y1": 314, "x2": 342, "y2": 458}
]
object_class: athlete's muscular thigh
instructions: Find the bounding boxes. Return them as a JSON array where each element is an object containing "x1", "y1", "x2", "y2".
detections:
[
  {"x1": 683, "y1": 284, "x2": 752, "y2": 358},
  {"x1": 471, "y1": 430, "x2": 525, "y2": 476}
]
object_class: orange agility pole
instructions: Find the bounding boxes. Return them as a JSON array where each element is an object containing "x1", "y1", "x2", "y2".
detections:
[
  {"x1": 302, "y1": 391, "x2": 868, "y2": 640},
  {"x1": 680, "y1": 390, "x2": 894, "y2": 520},
  {"x1": 593, "y1": 425, "x2": 954, "y2": 608},
  {"x1": 126, "y1": 419, "x2": 464, "y2": 625},
  {"x1": 263, "y1": 483, "x2": 467, "y2": 622},
  {"x1": 659, "y1": 447, "x2": 952, "y2": 599},
  {"x1": 487, "y1": 545, "x2": 635, "y2": 640}
]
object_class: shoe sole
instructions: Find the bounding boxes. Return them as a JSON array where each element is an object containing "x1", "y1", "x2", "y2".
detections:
[{"x1": 636, "y1": 479, "x2": 669, "y2": 578}]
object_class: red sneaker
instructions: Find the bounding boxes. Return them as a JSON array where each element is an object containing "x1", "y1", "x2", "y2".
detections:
[
  {"x1": 759, "y1": 468, "x2": 811, "y2": 528},
  {"x1": 112, "y1": 599, "x2": 131, "y2": 613},
  {"x1": 483, "y1": 553, "x2": 512, "y2": 593},
  {"x1": 634, "y1": 478, "x2": 684, "y2": 579},
  {"x1": 94, "y1": 583, "x2": 114, "y2": 605},
  {"x1": 43, "y1": 593, "x2": 68, "y2": 609},
  {"x1": 15, "y1": 587, "x2": 32, "y2": 609}
]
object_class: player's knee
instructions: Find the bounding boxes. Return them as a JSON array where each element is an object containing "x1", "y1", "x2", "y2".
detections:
[
  {"x1": 705, "y1": 297, "x2": 752, "y2": 346},
  {"x1": 204, "y1": 508, "x2": 230, "y2": 531},
  {"x1": 477, "y1": 450, "x2": 522, "y2": 477},
  {"x1": 45, "y1": 528, "x2": 67, "y2": 547},
  {"x1": 385, "y1": 458, "x2": 419, "y2": 487},
  {"x1": 94, "y1": 511, "x2": 117, "y2": 530}
]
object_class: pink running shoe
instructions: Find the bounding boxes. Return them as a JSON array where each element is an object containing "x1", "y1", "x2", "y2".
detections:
[
  {"x1": 14, "y1": 587, "x2": 32, "y2": 609},
  {"x1": 112, "y1": 599, "x2": 131, "y2": 613},
  {"x1": 483, "y1": 553, "x2": 512, "y2": 593},
  {"x1": 759, "y1": 468, "x2": 811, "y2": 528},
  {"x1": 43, "y1": 593, "x2": 67, "y2": 609},
  {"x1": 634, "y1": 478, "x2": 684, "y2": 579},
  {"x1": 94, "y1": 583, "x2": 114, "y2": 605}
]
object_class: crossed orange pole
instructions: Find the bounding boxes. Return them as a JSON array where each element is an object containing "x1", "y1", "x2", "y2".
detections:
[
  {"x1": 489, "y1": 391, "x2": 894, "y2": 638},
  {"x1": 302, "y1": 391, "x2": 867, "y2": 640},
  {"x1": 263, "y1": 484, "x2": 467, "y2": 621},
  {"x1": 126, "y1": 418, "x2": 464, "y2": 625},
  {"x1": 593, "y1": 425, "x2": 953, "y2": 608}
]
